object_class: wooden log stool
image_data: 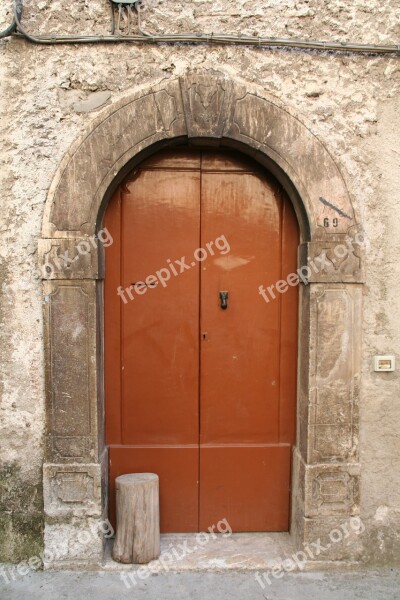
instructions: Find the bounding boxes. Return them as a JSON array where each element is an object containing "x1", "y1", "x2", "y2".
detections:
[{"x1": 112, "y1": 473, "x2": 160, "y2": 564}]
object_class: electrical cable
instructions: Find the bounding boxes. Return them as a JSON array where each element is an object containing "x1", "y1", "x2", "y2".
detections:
[
  {"x1": 110, "y1": 0, "x2": 115, "y2": 35},
  {"x1": 0, "y1": 19, "x2": 16, "y2": 38},
  {"x1": 9, "y1": 0, "x2": 400, "y2": 56},
  {"x1": 0, "y1": 0, "x2": 22, "y2": 39},
  {"x1": 137, "y1": 4, "x2": 152, "y2": 37}
]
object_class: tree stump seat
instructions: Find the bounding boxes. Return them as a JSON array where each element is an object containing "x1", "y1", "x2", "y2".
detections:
[{"x1": 112, "y1": 473, "x2": 160, "y2": 564}]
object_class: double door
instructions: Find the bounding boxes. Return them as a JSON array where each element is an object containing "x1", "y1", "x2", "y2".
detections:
[{"x1": 104, "y1": 149, "x2": 298, "y2": 532}]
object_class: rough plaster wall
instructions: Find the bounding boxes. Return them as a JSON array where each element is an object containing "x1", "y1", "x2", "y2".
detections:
[
  {"x1": 358, "y1": 98, "x2": 400, "y2": 563},
  {"x1": 0, "y1": 0, "x2": 399, "y2": 562}
]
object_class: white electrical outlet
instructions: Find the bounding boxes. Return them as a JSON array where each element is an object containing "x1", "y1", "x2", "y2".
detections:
[{"x1": 373, "y1": 355, "x2": 395, "y2": 372}]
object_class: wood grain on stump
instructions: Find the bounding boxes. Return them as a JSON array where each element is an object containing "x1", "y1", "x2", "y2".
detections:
[{"x1": 112, "y1": 473, "x2": 160, "y2": 564}]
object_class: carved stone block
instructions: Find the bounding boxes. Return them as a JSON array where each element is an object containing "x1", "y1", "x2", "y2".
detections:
[
  {"x1": 299, "y1": 241, "x2": 365, "y2": 283},
  {"x1": 180, "y1": 72, "x2": 236, "y2": 138},
  {"x1": 43, "y1": 464, "x2": 102, "y2": 517},
  {"x1": 305, "y1": 463, "x2": 360, "y2": 517},
  {"x1": 38, "y1": 238, "x2": 102, "y2": 280},
  {"x1": 307, "y1": 284, "x2": 362, "y2": 463},
  {"x1": 43, "y1": 281, "x2": 98, "y2": 463}
]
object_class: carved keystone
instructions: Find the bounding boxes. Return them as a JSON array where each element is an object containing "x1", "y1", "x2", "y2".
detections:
[{"x1": 180, "y1": 72, "x2": 234, "y2": 138}]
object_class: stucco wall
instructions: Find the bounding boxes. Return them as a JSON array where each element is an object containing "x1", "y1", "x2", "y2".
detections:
[{"x1": 0, "y1": 0, "x2": 399, "y2": 563}]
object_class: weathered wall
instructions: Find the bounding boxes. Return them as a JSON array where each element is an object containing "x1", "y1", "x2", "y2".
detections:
[{"x1": 0, "y1": 0, "x2": 399, "y2": 563}]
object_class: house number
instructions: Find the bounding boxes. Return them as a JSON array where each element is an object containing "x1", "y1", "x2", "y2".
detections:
[{"x1": 323, "y1": 217, "x2": 339, "y2": 227}]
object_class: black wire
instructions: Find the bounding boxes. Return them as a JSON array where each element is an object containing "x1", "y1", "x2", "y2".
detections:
[
  {"x1": 0, "y1": 20, "x2": 16, "y2": 39},
  {"x1": 0, "y1": 0, "x2": 22, "y2": 39},
  {"x1": 0, "y1": 17, "x2": 16, "y2": 39}
]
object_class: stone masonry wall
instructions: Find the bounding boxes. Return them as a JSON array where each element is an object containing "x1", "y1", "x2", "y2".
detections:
[{"x1": 0, "y1": 0, "x2": 399, "y2": 563}]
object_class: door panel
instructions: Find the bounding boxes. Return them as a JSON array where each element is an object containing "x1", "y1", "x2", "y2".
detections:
[
  {"x1": 200, "y1": 168, "x2": 281, "y2": 444},
  {"x1": 121, "y1": 168, "x2": 200, "y2": 445},
  {"x1": 199, "y1": 446, "x2": 291, "y2": 531},
  {"x1": 105, "y1": 152, "x2": 201, "y2": 532},
  {"x1": 198, "y1": 156, "x2": 297, "y2": 530},
  {"x1": 109, "y1": 447, "x2": 199, "y2": 533},
  {"x1": 104, "y1": 149, "x2": 299, "y2": 533}
]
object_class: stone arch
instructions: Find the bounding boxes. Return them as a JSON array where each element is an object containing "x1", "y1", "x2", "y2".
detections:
[
  {"x1": 43, "y1": 72, "x2": 359, "y2": 242},
  {"x1": 40, "y1": 72, "x2": 364, "y2": 567}
]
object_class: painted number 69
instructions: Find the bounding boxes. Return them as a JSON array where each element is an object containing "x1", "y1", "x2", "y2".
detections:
[{"x1": 323, "y1": 217, "x2": 338, "y2": 227}]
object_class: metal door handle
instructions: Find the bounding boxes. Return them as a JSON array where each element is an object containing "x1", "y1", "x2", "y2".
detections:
[{"x1": 219, "y1": 291, "x2": 229, "y2": 310}]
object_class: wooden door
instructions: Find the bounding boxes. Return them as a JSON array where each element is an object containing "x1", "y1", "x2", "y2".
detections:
[{"x1": 104, "y1": 149, "x2": 299, "y2": 533}]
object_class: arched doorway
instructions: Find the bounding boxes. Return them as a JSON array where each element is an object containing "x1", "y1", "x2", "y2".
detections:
[
  {"x1": 104, "y1": 148, "x2": 299, "y2": 532},
  {"x1": 40, "y1": 72, "x2": 363, "y2": 566}
]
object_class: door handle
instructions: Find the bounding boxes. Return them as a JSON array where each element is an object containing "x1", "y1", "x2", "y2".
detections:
[{"x1": 219, "y1": 291, "x2": 229, "y2": 310}]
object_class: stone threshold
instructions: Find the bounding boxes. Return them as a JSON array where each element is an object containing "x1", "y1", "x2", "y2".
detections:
[{"x1": 45, "y1": 533, "x2": 362, "y2": 572}]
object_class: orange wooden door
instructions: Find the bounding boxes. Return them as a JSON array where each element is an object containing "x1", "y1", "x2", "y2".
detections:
[{"x1": 104, "y1": 149, "x2": 299, "y2": 533}]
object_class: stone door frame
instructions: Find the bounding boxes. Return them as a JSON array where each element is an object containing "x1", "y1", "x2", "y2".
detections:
[{"x1": 39, "y1": 72, "x2": 364, "y2": 566}]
